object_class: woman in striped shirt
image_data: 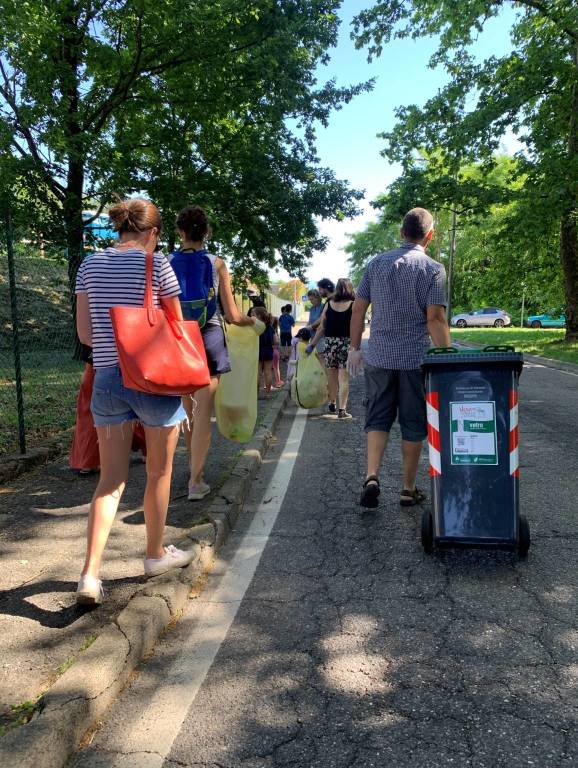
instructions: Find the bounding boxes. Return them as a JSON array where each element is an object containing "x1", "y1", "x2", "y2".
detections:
[{"x1": 74, "y1": 198, "x2": 195, "y2": 605}]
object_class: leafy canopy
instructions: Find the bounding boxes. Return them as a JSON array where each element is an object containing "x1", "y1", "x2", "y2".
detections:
[
  {"x1": 0, "y1": 0, "x2": 372, "y2": 282},
  {"x1": 352, "y1": 0, "x2": 578, "y2": 337}
]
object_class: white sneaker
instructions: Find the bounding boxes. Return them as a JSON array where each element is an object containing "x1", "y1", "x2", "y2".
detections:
[
  {"x1": 144, "y1": 545, "x2": 195, "y2": 578},
  {"x1": 188, "y1": 480, "x2": 211, "y2": 501},
  {"x1": 76, "y1": 574, "x2": 104, "y2": 606}
]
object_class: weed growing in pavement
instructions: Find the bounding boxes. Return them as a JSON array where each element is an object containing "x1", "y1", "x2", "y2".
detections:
[
  {"x1": 56, "y1": 633, "x2": 98, "y2": 676},
  {"x1": 0, "y1": 698, "x2": 40, "y2": 736}
]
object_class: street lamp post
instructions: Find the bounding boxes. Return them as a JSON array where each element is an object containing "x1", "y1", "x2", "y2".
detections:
[{"x1": 447, "y1": 207, "x2": 457, "y2": 322}]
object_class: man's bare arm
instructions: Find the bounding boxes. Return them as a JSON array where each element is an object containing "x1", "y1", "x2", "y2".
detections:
[
  {"x1": 427, "y1": 305, "x2": 451, "y2": 348},
  {"x1": 350, "y1": 298, "x2": 370, "y2": 349}
]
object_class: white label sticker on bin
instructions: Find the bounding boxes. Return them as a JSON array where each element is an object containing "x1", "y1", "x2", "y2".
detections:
[{"x1": 450, "y1": 401, "x2": 497, "y2": 465}]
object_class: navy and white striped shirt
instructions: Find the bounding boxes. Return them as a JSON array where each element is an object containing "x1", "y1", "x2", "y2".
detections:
[
  {"x1": 75, "y1": 247, "x2": 181, "y2": 368},
  {"x1": 357, "y1": 243, "x2": 447, "y2": 370}
]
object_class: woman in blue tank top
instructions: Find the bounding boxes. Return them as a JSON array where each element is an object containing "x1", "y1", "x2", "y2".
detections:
[{"x1": 172, "y1": 206, "x2": 254, "y2": 501}]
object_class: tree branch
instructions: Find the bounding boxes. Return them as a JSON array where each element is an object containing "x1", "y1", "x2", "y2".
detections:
[
  {"x1": 83, "y1": 28, "x2": 276, "y2": 134},
  {"x1": 83, "y1": 10, "x2": 145, "y2": 133},
  {"x1": 514, "y1": 0, "x2": 578, "y2": 43},
  {"x1": 0, "y1": 60, "x2": 66, "y2": 199}
]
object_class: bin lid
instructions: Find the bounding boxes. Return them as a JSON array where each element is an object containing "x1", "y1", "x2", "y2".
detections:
[{"x1": 422, "y1": 345, "x2": 524, "y2": 372}]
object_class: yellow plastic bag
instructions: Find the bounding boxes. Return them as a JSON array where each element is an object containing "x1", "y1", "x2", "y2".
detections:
[
  {"x1": 215, "y1": 321, "x2": 264, "y2": 443},
  {"x1": 290, "y1": 341, "x2": 328, "y2": 409}
]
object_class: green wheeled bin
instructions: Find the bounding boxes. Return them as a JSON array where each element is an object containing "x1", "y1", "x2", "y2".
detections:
[{"x1": 421, "y1": 346, "x2": 530, "y2": 557}]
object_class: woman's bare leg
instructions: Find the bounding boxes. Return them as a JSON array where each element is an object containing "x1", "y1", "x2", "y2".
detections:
[
  {"x1": 326, "y1": 367, "x2": 338, "y2": 406},
  {"x1": 187, "y1": 377, "x2": 218, "y2": 485},
  {"x1": 142, "y1": 424, "x2": 180, "y2": 559},
  {"x1": 338, "y1": 368, "x2": 350, "y2": 410},
  {"x1": 82, "y1": 423, "x2": 133, "y2": 578},
  {"x1": 263, "y1": 360, "x2": 273, "y2": 393},
  {"x1": 273, "y1": 355, "x2": 282, "y2": 386}
]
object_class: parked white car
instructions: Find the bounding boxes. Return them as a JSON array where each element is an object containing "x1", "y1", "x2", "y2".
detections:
[{"x1": 450, "y1": 308, "x2": 512, "y2": 328}]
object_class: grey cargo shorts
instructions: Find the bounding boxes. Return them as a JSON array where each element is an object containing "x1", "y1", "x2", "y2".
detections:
[{"x1": 364, "y1": 364, "x2": 427, "y2": 442}]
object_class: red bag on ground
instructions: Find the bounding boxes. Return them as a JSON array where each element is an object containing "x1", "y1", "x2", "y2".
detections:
[{"x1": 69, "y1": 364, "x2": 147, "y2": 471}]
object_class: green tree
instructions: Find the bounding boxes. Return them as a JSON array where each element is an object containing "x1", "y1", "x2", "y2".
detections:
[
  {"x1": 345, "y1": 214, "x2": 399, "y2": 284},
  {"x1": 0, "y1": 0, "x2": 369, "y2": 290},
  {"x1": 277, "y1": 278, "x2": 307, "y2": 301},
  {"x1": 344, "y1": 154, "x2": 564, "y2": 318},
  {"x1": 353, "y1": 0, "x2": 578, "y2": 339}
]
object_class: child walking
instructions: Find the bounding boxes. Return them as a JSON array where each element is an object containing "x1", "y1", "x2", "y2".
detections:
[
  {"x1": 278, "y1": 304, "x2": 295, "y2": 361},
  {"x1": 252, "y1": 306, "x2": 278, "y2": 396},
  {"x1": 271, "y1": 316, "x2": 283, "y2": 387}
]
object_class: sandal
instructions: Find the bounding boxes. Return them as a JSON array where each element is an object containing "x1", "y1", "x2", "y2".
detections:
[
  {"x1": 400, "y1": 487, "x2": 426, "y2": 507},
  {"x1": 360, "y1": 475, "x2": 380, "y2": 508}
]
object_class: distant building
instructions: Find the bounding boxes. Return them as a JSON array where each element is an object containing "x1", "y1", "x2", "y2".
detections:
[{"x1": 82, "y1": 212, "x2": 116, "y2": 245}]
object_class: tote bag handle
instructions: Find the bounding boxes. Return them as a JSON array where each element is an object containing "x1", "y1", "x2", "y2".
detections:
[{"x1": 144, "y1": 252, "x2": 184, "y2": 339}]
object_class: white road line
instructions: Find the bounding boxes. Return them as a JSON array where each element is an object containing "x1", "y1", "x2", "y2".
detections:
[
  {"x1": 524, "y1": 362, "x2": 578, "y2": 377},
  {"x1": 90, "y1": 408, "x2": 309, "y2": 768}
]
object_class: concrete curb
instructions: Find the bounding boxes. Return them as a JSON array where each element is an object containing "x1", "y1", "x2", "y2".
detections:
[
  {"x1": 0, "y1": 433, "x2": 71, "y2": 485},
  {"x1": 0, "y1": 389, "x2": 290, "y2": 768}
]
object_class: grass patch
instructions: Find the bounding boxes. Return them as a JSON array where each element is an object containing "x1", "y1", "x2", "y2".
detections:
[
  {"x1": 1, "y1": 251, "x2": 81, "y2": 455},
  {"x1": 0, "y1": 350, "x2": 82, "y2": 455},
  {"x1": 451, "y1": 328, "x2": 578, "y2": 365}
]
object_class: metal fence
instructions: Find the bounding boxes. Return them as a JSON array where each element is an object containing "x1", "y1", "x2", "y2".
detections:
[
  {"x1": 0, "y1": 239, "x2": 83, "y2": 457},
  {"x1": 0, "y1": 226, "x2": 305, "y2": 458}
]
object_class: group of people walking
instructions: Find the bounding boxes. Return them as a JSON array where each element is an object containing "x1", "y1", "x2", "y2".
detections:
[
  {"x1": 73, "y1": 197, "x2": 449, "y2": 607},
  {"x1": 74, "y1": 199, "x2": 255, "y2": 605}
]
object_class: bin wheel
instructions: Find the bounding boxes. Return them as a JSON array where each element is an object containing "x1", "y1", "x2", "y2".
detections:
[
  {"x1": 421, "y1": 509, "x2": 434, "y2": 554},
  {"x1": 518, "y1": 515, "x2": 531, "y2": 558}
]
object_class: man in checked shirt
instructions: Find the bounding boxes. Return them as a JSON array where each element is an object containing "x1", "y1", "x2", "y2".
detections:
[{"x1": 347, "y1": 208, "x2": 451, "y2": 509}]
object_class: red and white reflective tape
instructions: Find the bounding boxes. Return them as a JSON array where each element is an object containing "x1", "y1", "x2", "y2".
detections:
[
  {"x1": 509, "y1": 390, "x2": 519, "y2": 477},
  {"x1": 426, "y1": 391, "x2": 441, "y2": 477}
]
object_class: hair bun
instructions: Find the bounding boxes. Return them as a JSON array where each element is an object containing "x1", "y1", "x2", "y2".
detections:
[
  {"x1": 109, "y1": 202, "x2": 130, "y2": 232},
  {"x1": 108, "y1": 198, "x2": 162, "y2": 235}
]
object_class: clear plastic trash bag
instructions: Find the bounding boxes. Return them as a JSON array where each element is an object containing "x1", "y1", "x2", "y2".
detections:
[
  {"x1": 290, "y1": 341, "x2": 328, "y2": 409},
  {"x1": 215, "y1": 320, "x2": 265, "y2": 443}
]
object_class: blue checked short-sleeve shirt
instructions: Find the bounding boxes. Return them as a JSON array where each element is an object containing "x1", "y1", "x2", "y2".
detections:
[{"x1": 357, "y1": 243, "x2": 447, "y2": 370}]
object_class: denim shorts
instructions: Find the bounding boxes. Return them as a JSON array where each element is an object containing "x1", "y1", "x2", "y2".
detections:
[
  {"x1": 91, "y1": 365, "x2": 187, "y2": 428},
  {"x1": 364, "y1": 365, "x2": 427, "y2": 442}
]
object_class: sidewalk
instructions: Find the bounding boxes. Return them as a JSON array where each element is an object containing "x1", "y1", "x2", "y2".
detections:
[{"x1": 0, "y1": 389, "x2": 286, "y2": 735}]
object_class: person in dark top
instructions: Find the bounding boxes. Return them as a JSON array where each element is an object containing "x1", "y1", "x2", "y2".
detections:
[
  {"x1": 252, "y1": 306, "x2": 278, "y2": 396},
  {"x1": 307, "y1": 278, "x2": 355, "y2": 419},
  {"x1": 278, "y1": 304, "x2": 295, "y2": 361}
]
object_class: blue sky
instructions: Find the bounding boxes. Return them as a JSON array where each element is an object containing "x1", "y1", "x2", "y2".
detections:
[{"x1": 272, "y1": 0, "x2": 521, "y2": 285}]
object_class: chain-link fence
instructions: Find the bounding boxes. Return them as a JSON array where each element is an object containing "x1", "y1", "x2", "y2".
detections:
[
  {"x1": 0, "y1": 234, "x2": 304, "y2": 458},
  {"x1": 0, "y1": 243, "x2": 83, "y2": 457}
]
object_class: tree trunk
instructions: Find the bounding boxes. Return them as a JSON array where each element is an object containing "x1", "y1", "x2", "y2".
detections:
[
  {"x1": 560, "y1": 210, "x2": 578, "y2": 340},
  {"x1": 561, "y1": 42, "x2": 578, "y2": 341},
  {"x1": 64, "y1": 159, "x2": 86, "y2": 360}
]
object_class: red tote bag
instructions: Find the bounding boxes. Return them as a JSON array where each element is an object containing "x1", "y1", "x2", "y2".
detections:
[{"x1": 109, "y1": 252, "x2": 211, "y2": 396}]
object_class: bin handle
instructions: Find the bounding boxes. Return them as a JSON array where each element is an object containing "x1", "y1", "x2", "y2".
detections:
[
  {"x1": 482, "y1": 345, "x2": 515, "y2": 352},
  {"x1": 427, "y1": 346, "x2": 459, "y2": 355}
]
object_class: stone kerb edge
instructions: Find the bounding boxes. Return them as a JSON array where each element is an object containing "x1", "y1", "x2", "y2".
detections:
[{"x1": 0, "y1": 389, "x2": 290, "y2": 768}]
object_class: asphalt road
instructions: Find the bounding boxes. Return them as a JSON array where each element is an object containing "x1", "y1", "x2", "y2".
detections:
[{"x1": 72, "y1": 358, "x2": 578, "y2": 767}]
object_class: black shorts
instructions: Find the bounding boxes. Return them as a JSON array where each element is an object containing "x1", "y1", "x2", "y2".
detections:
[
  {"x1": 280, "y1": 332, "x2": 292, "y2": 348},
  {"x1": 201, "y1": 323, "x2": 231, "y2": 377},
  {"x1": 364, "y1": 365, "x2": 427, "y2": 442}
]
